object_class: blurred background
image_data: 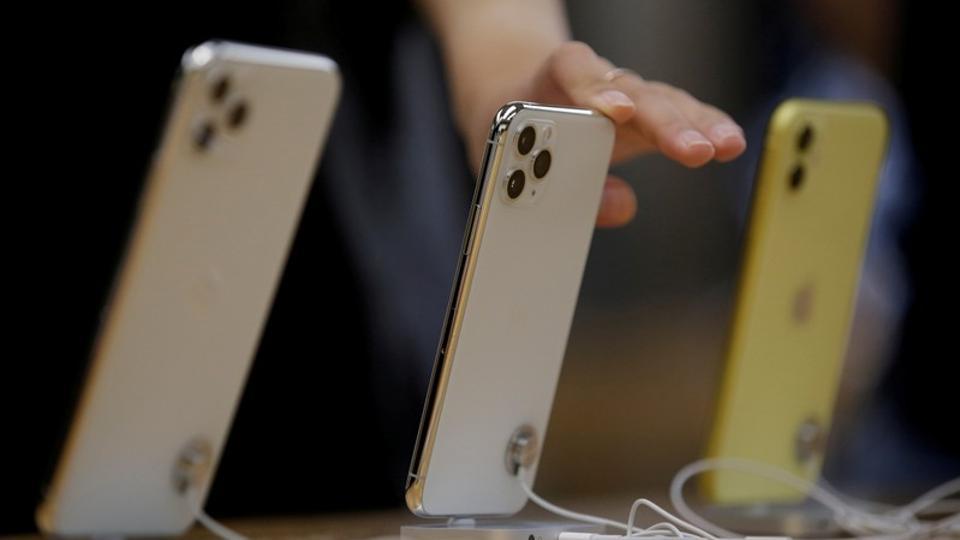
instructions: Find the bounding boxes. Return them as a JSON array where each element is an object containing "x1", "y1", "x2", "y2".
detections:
[
  {"x1": 4, "y1": 0, "x2": 956, "y2": 534},
  {"x1": 545, "y1": 0, "x2": 956, "y2": 502}
]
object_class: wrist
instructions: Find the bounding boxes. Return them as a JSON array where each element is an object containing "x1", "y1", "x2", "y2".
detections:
[
  {"x1": 452, "y1": 43, "x2": 558, "y2": 170},
  {"x1": 422, "y1": 1, "x2": 568, "y2": 169}
]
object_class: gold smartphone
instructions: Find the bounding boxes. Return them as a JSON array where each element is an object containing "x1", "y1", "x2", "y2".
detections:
[{"x1": 705, "y1": 99, "x2": 889, "y2": 504}]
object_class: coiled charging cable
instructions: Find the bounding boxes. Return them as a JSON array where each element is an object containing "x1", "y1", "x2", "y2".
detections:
[{"x1": 517, "y1": 458, "x2": 960, "y2": 540}]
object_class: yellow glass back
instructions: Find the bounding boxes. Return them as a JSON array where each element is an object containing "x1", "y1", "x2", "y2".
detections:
[{"x1": 705, "y1": 99, "x2": 889, "y2": 504}]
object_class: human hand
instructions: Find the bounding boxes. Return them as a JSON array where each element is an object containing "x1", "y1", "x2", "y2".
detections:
[{"x1": 464, "y1": 42, "x2": 747, "y2": 228}]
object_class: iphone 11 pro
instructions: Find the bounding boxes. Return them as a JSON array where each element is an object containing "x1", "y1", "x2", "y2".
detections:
[
  {"x1": 37, "y1": 41, "x2": 340, "y2": 536},
  {"x1": 406, "y1": 102, "x2": 615, "y2": 517}
]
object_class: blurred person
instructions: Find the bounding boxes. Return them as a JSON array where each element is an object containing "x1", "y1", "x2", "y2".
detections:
[{"x1": 4, "y1": 0, "x2": 746, "y2": 532}]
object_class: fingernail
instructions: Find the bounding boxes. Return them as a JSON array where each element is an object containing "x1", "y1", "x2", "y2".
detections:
[
  {"x1": 710, "y1": 123, "x2": 743, "y2": 142},
  {"x1": 598, "y1": 90, "x2": 634, "y2": 110},
  {"x1": 679, "y1": 129, "x2": 712, "y2": 149}
]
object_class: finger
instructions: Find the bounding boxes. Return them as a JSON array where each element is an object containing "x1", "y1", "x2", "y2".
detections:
[
  {"x1": 614, "y1": 79, "x2": 715, "y2": 168},
  {"x1": 596, "y1": 174, "x2": 637, "y2": 228},
  {"x1": 547, "y1": 42, "x2": 636, "y2": 124},
  {"x1": 662, "y1": 87, "x2": 746, "y2": 162}
]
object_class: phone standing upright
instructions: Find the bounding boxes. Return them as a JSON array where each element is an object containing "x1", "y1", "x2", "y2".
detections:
[
  {"x1": 406, "y1": 102, "x2": 615, "y2": 517},
  {"x1": 705, "y1": 99, "x2": 888, "y2": 504},
  {"x1": 37, "y1": 41, "x2": 340, "y2": 536}
]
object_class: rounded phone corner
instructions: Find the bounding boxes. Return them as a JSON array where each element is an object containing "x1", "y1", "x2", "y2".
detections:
[
  {"x1": 846, "y1": 100, "x2": 891, "y2": 146},
  {"x1": 767, "y1": 99, "x2": 806, "y2": 134},
  {"x1": 35, "y1": 502, "x2": 56, "y2": 535},
  {"x1": 405, "y1": 477, "x2": 428, "y2": 516},
  {"x1": 490, "y1": 102, "x2": 530, "y2": 140},
  {"x1": 180, "y1": 40, "x2": 223, "y2": 72}
]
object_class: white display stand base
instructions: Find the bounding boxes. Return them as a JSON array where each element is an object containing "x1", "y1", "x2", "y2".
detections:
[{"x1": 401, "y1": 520, "x2": 602, "y2": 540}]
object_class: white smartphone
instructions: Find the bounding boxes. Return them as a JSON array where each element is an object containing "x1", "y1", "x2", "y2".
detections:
[
  {"x1": 406, "y1": 102, "x2": 615, "y2": 517},
  {"x1": 36, "y1": 41, "x2": 340, "y2": 536}
]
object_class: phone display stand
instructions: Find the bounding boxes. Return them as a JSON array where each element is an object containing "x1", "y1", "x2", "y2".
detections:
[
  {"x1": 401, "y1": 520, "x2": 602, "y2": 540},
  {"x1": 699, "y1": 501, "x2": 839, "y2": 537},
  {"x1": 403, "y1": 426, "x2": 601, "y2": 540},
  {"x1": 701, "y1": 420, "x2": 833, "y2": 537}
]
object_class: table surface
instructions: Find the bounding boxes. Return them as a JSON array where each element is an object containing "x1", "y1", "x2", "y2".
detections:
[
  {"x1": 179, "y1": 493, "x2": 635, "y2": 540},
  {"x1": 7, "y1": 492, "x2": 957, "y2": 540},
  {"x1": 2, "y1": 493, "x2": 643, "y2": 540}
]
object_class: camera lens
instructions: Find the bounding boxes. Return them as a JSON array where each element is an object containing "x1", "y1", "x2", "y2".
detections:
[
  {"x1": 797, "y1": 124, "x2": 814, "y2": 152},
  {"x1": 227, "y1": 100, "x2": 249, "y2": 130},
  {"x1": 533, "y1": 150, "x2": 551, "y2": 179},
  {"x1": 211, "y1": 76, "x2": 231, "y2": 103},
  {"x1": 193, "y1": 121, "x2": 216, "y2": 151},
  {"x1": 517, "y1": 126, "x2": 536, "y2": 155},
  {"x1": 790, "y1": 164, "x2": 805, "y2": 190},
  {"x1": 507, "y1": 169, "x2": 526, "y2": 199}
]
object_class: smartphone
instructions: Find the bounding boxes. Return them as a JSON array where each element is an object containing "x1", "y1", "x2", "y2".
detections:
[
  {"x1": 704, "y1": 99, "x2": 889, "y2": 504},
  {"x1": 36, "y1": 41, "x2": 340, "y2": 536},
  {"x1": 406, "y1": 102, "x2": 615, "y2": 517}
]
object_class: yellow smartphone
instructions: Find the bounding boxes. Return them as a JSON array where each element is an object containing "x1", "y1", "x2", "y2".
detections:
[{"x1": 704, "y1": 99, "x2": 889, "y2": 504}]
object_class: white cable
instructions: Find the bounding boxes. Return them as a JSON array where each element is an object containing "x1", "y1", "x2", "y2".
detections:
[
  {"x1": 186, "y1": 486, "x2": 249, "y2": 540},
  {"x1": 194, "y1": 509, "x2": 249, "y2": 540},
  {"x1": 520, "y1": 457, "x2": 958, "y2": 540},
  {"x1": 518, "y1": 471, "x2": 721, "y2": 540},
  {"x1": 669, "y1": 457, "x2": 960, "y2": 539},
  {"x1": 519, "y1": 475, "x2": 633, "y2": 532},
  {"x1": 670, "y1": 458, "x2": 836, "y2": 538},
  {"x1": 181, "y1": 455, "x2": 956, "y2": 540},
  {"x1": 932, "y1": 511, "x2": 960, "y2": 534},
  {"x1": 629, "y1": 521, "x2": 685, "y2": 538},
  {"x1": 627, "y1": 498, "x2": 719, "y2": 540},
  {"x1": 815, "y1": 477, "x2": 900, "y2": 514},
  {"x1": 895, "y1": 476, "x2": 960, "y2": 519},
  {"x1": 671, "y1": 458, "x2": 912, "y2": 536}
]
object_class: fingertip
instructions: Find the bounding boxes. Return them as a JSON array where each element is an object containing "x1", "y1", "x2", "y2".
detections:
[
  {"x1": 715, "y1": 137, "x2": 747, "y2": 162},
  {"x1": 709, "y1": 123, "x2": 747, "y2": 162},
  {"x1": 670, "y1": 130, "x2": 715, "y2": 168}
]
